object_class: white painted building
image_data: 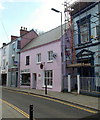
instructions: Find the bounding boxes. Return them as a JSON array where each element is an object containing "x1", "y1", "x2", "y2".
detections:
[{"x1": 0, "y1": 43, "x2": 10, "y2": 86}]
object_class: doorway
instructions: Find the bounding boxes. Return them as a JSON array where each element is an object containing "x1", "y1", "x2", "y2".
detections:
[
  {"x1": 32, "y1": 73, "x2": 37, "y2": 89},
  {"x1": 1, "y1": 74, "x2": 7, "y2": 86}
]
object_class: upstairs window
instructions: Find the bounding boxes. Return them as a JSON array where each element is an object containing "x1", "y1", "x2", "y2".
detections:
[
  {"x1": 12, "y1": 43, "x2": 15, "y2": 53},
  {"x1": 77, "y1": 14, "x2": 91, "y2": 44},
  {"x1": 37, "y1": 53, "x2": 41, "y2": 63},
  {"x1": 80, "y1": 22, "x2": 89, "y2": 43},
  {"x1": 17, "y1": 40, "x2": 21, "y2": 49},
  {"x1": 48, "y1": 51, "x2": 53, "y2": 61},
  {"x1": 12, "y1": 57, "x2": 15, "y2": 66},
  {"x1": 26, "y1": 56, "x2": 30, "y2": 65}
]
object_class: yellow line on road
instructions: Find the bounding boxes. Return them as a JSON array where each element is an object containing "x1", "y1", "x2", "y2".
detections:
[
  {"x1": 0, "y1": 98, "x2": 29, "y2": 118},
  {"x1": 6, "y1": 89, "x2": 98, "y2": 114},
  {"x1": 29, "y1": 93, "x2": 98, "y2": 114}
]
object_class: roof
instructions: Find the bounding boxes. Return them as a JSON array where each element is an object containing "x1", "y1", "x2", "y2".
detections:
[
  {"x1": 1, "y1": 29, "x2": 37, "y2": 49},
  {"x1": 71, "y1": 2, "x2": 97, "y2": 16},
  {"x1": 21, "y1": 24, "x2": 66, "y2": 52}
]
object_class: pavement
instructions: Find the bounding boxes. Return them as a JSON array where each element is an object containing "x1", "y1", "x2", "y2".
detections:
[
  {"x1": 2, "y1": 86, "x2": 100, "y2": 112},
  {"x1": 2, "y1": 102, "x2": 26, "y2": 119}
]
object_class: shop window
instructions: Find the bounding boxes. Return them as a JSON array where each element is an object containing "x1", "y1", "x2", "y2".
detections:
[{"x1": 21, "y1": 73, "x2": 30, "y2": 86}]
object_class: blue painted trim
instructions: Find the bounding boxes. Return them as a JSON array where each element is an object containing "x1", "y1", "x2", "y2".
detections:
[
  {"x1": 77, "y1": 24, "x2": 81, "y2": 44},
  {"x1": 91, "y1": 55, "x2": 95, "y2": 77},
  {"x1": 76, "y1": 14, "x2": 91, "y2": 24},
  {"x1": 76, "y1": 41, "x2": 100, "y2": 50}
]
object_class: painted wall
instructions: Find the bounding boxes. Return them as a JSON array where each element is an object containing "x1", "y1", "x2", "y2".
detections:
[
  {"x1": 1, "y1": 44, "x2": 10, "y2": 86},
  {"x1": 73, "y1": 3, "x2": 99, "y2": 47},
  {"x1": 20, "y1": 40, "x2": 62, "y2": 92},
  {"x1": 73, "y1": 3, "x2": 99, "y2": 77}
]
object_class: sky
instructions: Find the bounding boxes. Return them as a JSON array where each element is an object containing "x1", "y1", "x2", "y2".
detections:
[{"x1": 0, "y1": 0, "x2": 77, "y2": 48}]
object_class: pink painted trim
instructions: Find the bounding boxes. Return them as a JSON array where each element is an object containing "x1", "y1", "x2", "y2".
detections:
[{"x1": 21, "y1": 39, "x2": 60, "y2": 53}]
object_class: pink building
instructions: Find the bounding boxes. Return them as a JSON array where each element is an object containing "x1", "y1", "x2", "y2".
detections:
[{"x1": 20, "y1": 25, "x2": 65, "y2": 92}]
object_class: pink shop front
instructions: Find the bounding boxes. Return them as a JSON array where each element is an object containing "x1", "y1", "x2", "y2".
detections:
[
  {"x1": 19, "y1": 40, "x2": 62, "y2": 92},
  {"x1": 20, "y1": 69, "x2": 31, "y2": 88}
]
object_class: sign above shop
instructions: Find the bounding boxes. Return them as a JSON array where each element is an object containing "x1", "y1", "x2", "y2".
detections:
[{"x1": 21, "y1": 69, "x2": 30, "y2": 73}]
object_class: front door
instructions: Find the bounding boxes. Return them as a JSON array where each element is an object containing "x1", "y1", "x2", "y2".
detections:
[{"x1": 33, "y1": 73, "x2": 37, "y2": 89}]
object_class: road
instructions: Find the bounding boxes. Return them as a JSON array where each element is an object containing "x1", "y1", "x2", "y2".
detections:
[{"x1": 2, "y1": 88, "x2": 99, "y2": 119}]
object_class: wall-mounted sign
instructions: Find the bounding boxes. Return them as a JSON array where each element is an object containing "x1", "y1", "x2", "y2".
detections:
[
  {"x1": 8, "y1": 68, "x2": 18, "y2": 72},
  {"x1": 21, "y1": 69, "x2": 30, "y2": 73}
]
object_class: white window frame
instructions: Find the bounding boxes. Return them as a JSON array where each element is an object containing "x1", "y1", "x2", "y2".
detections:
[
  {"x1": 37, "y1": 53, "x2": 41, "y2": 63},
  {"x1": 80, "y1": 22, "x2": 89, "y2": 43},
  {"x1": 48, "y1": 51, "x2": 53, "y2": 62},
  {"x1": 43, "y1": 70, "x2": 53, "y2": 88}
]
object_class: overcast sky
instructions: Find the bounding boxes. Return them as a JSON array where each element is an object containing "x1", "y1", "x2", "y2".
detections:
[{"x1": 0, "y1": 0, "x2": 76, "y2": 48}]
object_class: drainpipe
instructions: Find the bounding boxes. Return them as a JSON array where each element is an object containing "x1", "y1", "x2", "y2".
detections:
[{"x1": 18, "y1": 52, "x2": 20, "y2": 88}]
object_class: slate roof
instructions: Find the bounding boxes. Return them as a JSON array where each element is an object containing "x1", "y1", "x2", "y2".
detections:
[{"x1": 21, "y1": 24, "x2": 66, "y2": 52}]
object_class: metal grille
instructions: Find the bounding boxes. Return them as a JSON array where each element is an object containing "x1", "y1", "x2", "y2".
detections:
[{"x1": 80, "y1": 77, "x2": 100, "y2": 93}]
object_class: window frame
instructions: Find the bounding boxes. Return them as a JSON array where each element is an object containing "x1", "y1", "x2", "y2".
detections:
[
  {"x1": 12, "y1": 43, "x2": 16, "y2": 52},
  {"x1": 48, "y1": 51, "x2": 53, "y2": 62},
  {"x1": 77, "y1": 14, "x2": 91, "y2": 44},
  {"x1": 44, "y1": 70, "x2": 53, "y2": 88},
  {"x1": 37, "y1": 53, "x2": 41, "y2": 63},
  {"x1": 26, "y1": 56, "x2": 30, "y2": 65}
]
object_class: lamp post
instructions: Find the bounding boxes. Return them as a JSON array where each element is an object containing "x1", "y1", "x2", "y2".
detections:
[
  {"x1": 51, "y1": 8, "x2": 64, "y2": 91},
  {"x1": 51, "y1": 8, "x2": 63, "y2": 38}
]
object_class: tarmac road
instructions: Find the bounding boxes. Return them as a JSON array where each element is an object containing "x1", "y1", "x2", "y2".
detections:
[{"x1": 2, "y1": 88, "x2": 99, "y2": 119}]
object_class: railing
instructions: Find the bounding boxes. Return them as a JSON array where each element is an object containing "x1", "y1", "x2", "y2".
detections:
[{"x1": 80, "y1": 77, "x2": 100, "y2": 93}]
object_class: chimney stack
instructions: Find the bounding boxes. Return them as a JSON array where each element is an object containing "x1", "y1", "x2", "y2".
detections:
[
  {"x1": 11, "y1": 35, "x2": 18, "y2": 41},
  {"x1": 20, "y1": 26, "x2": 28, "y2": 36}
]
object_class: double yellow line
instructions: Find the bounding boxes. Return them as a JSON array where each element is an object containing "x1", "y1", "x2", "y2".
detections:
[
  {"x1": 6, "y1": 89, "x2": 98, "y2": 114},
  {"x1": 0, "y1": 98, "x2": 29, "y2": 118}
]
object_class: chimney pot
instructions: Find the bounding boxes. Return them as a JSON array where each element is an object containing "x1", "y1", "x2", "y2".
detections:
[{"x1": 3, "y1": 43, "x2": 6, "y2": 46}]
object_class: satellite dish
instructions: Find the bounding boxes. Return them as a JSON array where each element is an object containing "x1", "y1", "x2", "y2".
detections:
[{"x1": 40, "y1": 63, "x2": 44, "y2": 69}]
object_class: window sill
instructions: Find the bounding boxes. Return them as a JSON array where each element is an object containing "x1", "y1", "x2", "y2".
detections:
[
  {"x1": 36, "y1": 62, "x2": 42, "y2": 65},
  {"x1": 47, "y1": 60, "x2": 53, "y2": 63},
  {"x1": 26, "y1": 64, "x2": 30, "y2": 66},
  {"x1": 42, "y1": 85, "x2": 53, "y2": 89},
  {"x1": 78, "y1": 41, "x2": 92, "y2": 46}
]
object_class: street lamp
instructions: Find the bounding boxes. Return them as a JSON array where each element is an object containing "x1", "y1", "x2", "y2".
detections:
[
  {"x1": 51, "y1": 8, "x2": 63, "y2": 39},
  {"x1": 51, "y1": 8, "x2": 64, "y2": 91}
]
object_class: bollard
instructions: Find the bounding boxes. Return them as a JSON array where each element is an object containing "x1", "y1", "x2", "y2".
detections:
[
  {"x1": 45, "y1": 84, "x2": 47, "y2": 95},
  {"x1": 29, "y1": 104, "x2": 33, "y2": 120}
]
